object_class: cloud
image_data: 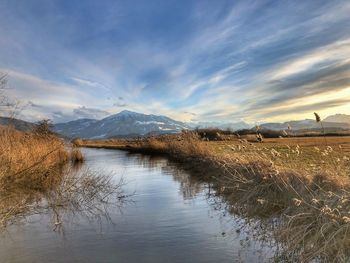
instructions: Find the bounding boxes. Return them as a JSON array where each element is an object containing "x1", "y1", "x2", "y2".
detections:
[
  {"x1": 268, "y1": 39, "x2": 350, "y2": 80},
  {"x1": 239, "y1": 39, "x2": 350, "y2": 120},
  {"x1": 113, "y1": 102, "x2": 127, "y2": 107},
  {"x1": 0, "y1": 69, "x2": 113, "y2": 122},
  {"x1": 72, "y1": 77, "x2": 110, "y2": 91},
  {"x1": 184, "y1": 111, "x2": 196, "y2": 116},
  {"x1": 73, "y1": 106, "x2": 110, "y2": 120},
  {"x1": 255, "y1": 98, "x2": 350, "y2": 120},
  {"x1": 27, "y1": 101, "x2": 41, "y2": 108}
]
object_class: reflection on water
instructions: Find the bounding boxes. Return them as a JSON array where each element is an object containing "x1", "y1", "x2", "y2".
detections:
[
  {"x1": 0, "y1": 148, "x2": 274, "y2": 263},
  {"x1": 1, "y1": 164, "x2": 127, "y2": 234}
]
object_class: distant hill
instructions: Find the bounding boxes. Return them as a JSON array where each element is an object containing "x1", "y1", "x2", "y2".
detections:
[
  {"x1": 0, "y1": 117, "x2": 35, "y2": 131},
  {"x1": 54, "y1": 110, "x2": 190, "y2": 139},
  {"x1": 53, "y1": 118, "x2": 97, "y2": 138},
  {"x1": 323, "y1": 114, "x2": 350, "y2": 124}
]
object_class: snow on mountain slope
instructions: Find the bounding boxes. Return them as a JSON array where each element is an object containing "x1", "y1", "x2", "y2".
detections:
[{"x1": 53, "y1": 110, "x2": 189, "y2": 138}]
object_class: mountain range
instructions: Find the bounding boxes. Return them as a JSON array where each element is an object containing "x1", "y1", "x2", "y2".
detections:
[
  {"x1": 54, "y1": 110, "x2": 189, "y2": 138},
  {"x1": 1, "y1": 111, "x2": 349, "y2": 139},
  {"x1": 0, "y1": 116, "x2": 35, "y2": 131}
]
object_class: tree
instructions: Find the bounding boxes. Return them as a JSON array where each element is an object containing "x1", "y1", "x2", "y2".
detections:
[
  {"x1": 33, "y1": 119, "x2": 54, "y2": 136},
  {"x1": 0, "y1": 73, "x2": 23, "y2": 119},
  {"x1": 0, "y1": 73, "x2": 8, "y2": 111}
]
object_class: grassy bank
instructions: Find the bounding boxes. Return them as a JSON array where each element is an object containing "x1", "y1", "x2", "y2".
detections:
[
  {"x1": 78, "y1": 133, "x2": 350, "y2": 262},
  {"x1": 0, "y1": 126, "x2": 85, "y2": 227}
]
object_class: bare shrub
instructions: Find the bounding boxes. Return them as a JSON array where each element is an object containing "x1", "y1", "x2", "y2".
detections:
[{"x1": 32, "y1": 119, "x2": 54, "y2": 136}]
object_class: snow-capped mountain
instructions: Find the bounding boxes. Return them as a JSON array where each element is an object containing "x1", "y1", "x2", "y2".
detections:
[{"x1": 54, "y1": 110, "x2": 189, "y2": 138}]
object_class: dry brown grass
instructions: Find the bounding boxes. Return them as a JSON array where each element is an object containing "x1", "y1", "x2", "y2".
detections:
[
  {"x1": 0, "y1": 126, "x2": 129, "y2": 231},
  {"x1": 0, "y1": 126, "x2": 69, "y2": 188},
  {"x1": 0, "y1": 126, "x2": 69, "y2": 226},
  {"x1": 213, "y1": 148, "x2": 350, "y2": 262},
  {"x1": 78, "y1": 132, "x2": 350, "y2": 262},
  {"x1": 70, "y1": 148, "x2": 85, "y2": 163},
  {"x1": 0, "y1": 126, "x2": 90, "y2": 228}
]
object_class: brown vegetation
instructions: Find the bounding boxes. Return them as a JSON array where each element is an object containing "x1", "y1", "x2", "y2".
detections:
[
  {"x1": 0, "y1": 126, "x2": 68, "y2": 187},
  {"x1": 0, "y1": 126, "x2": 88, "y2": 227},
  {"x1": 0, "y1": 125, "x2": 129, "y2": 231},
  {"x1": 0, "y1": 126, "x2": 67, "y2": 226},
  {"x1": 70, "y1": 147, "x2": 85, "y2": 163}
]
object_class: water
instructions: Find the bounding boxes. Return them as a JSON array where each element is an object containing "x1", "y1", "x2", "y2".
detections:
[{"x1": 0, "y1": 148, "x2": 273, "y2": 263}]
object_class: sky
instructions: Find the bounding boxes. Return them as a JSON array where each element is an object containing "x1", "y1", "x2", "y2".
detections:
[{"x1": 0, "y1": 0, "x2": 349, "y2": 124}]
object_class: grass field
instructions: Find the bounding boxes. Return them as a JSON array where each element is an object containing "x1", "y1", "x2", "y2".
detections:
[
  {"x1": 76, "y1": 135, "x2": 350, "y2": 177},
  {"x1": 76, "y1": 133, "x2": 350, "y2": 262}
]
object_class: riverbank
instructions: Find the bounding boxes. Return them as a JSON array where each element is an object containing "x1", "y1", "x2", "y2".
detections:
[
  {"x1": 0, "y1": 126, "x2": 85, "y2": 227},
  {"x1": 76, "y1": 133, "x2": 350, "y2": 262}
]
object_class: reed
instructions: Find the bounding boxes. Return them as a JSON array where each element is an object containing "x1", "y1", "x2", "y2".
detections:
[
  {"x1": 0, "y1": 126, "x2": 88, "y2": 227},
  {"x1": 0, "y1": 126, "x2": 69, "y2": 188},
  {"x1": 70, "y1": 147, "x2": 85, "y2": 163}
]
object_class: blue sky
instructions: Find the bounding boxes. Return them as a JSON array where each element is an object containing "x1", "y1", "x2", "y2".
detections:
[{"x1": 0, "y1": 0, "x2": 349, "y2": 123}]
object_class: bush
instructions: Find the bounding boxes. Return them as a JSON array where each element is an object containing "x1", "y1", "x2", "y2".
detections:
[
  {"x1": 195, "y1": 128, "x2": 236, "y2": 141},
  {"x1": 70, "y1": 148, "x2": 85, "y2": 163},
  {"x1": 32, "y1": 119, "x2": 54, "y2": 136}
]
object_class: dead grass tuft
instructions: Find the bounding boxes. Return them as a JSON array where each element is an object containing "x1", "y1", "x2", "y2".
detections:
[{"x1": 70, "y1": 148, "x2": 85, "y2": 163}]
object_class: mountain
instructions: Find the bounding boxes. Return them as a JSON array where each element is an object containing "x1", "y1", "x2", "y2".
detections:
[
  {"x1": 54, "y1": 110, "x2": 189, "y2": 139},
  {"x1": 53, "y1": 118, "x2": 97, "y2": 138},
  {"x1": 0, "y1": 117, "x2": 35, "y2": 131},
  {"x1": 323, "y1": 114, "x2": 350, "y2": 124}
]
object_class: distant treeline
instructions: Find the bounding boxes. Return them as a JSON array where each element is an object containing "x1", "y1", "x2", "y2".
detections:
[{"x1": 193, "y1": 127, "x2": 350, "y2": 140}]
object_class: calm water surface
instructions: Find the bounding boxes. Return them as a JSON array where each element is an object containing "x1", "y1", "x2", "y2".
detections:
[{"x1": 0, "y1": 148, "x2": 273, "y2": 263}]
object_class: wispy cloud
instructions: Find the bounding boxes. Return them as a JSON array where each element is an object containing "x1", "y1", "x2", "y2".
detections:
[
  {"x1": 1, "y1": 69, "x2": 112, "y2": 122},
  {"x1": 72, "y1": 77, "x2": 111, "y2": 92},
  {"x1": 73, "y1": 106, "x2": 110, "y2": 120}
]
